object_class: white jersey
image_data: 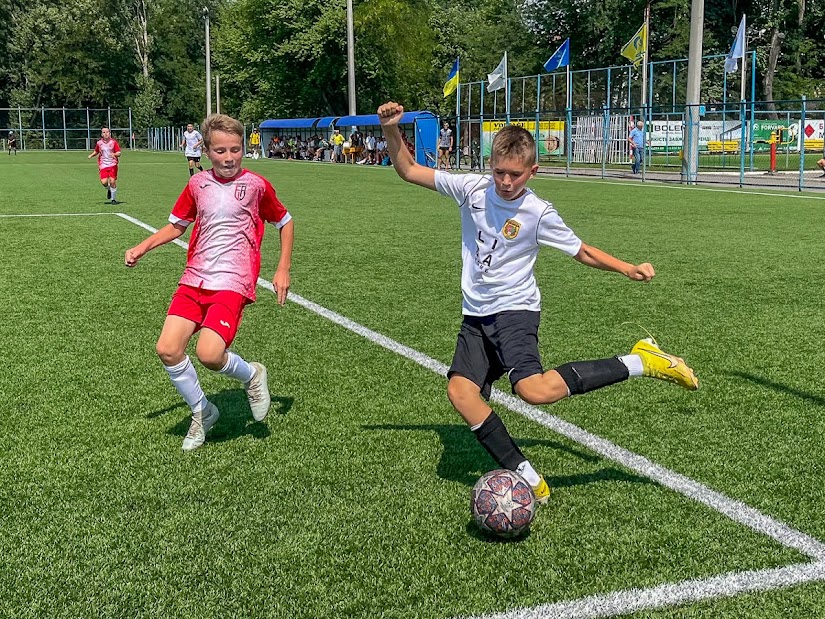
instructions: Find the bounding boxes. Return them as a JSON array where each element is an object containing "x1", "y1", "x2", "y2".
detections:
[
  {"x1": 434, "y1": 171, "x2": 582, "y2": 316},
  {"x1": 183, "y1": 130, "x2": 203, "y2": 157}
]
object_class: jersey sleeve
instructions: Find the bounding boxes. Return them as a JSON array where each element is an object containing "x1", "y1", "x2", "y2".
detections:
[
  {"x1": 260, "y1": 179, "x2": 292, "y2": 229},
  {"x1": 537, "y1": 205, "x2": 582, "y2": 256},
  {"x1": 434, "y1": 171, "x2": 487, "y2": 206},
  {"x1": 169, "y1": 183, "x2": 197, "y2": 228},
  {"x1": 112, "y1": 140, "x2": 121, "y2": 153}
]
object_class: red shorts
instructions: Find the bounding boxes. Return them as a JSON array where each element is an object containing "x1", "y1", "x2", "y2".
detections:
[
  {"x1": 167, "y1": 285, "x2": 249, "y2": 346},
  {"x1": 99, "y1": 165, "x2": 118, "y2": 181}
]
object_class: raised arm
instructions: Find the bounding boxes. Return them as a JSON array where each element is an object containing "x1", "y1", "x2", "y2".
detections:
[
  {"x1": 125, "y1": 222, "x2": 188, "y2": 267},
  {"x1": 573, "y1": 242, "x2": 654, "y2": 282},
  {"x1": 377, "y1": 102, "x2": 436, "y2": 190}
]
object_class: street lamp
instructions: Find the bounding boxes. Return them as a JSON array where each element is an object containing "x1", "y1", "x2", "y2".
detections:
[{"x1": 203, "y1": 7, "x2": 212, "y2": 118}]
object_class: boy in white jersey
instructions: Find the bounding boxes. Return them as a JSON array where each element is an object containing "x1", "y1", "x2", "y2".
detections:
[
  {"x1": 377, "y1": 101, "x2": 698, "y2": 503},
  {"x1": 87, "y1": 127, "x2": 121, "y2": 204},
  {"x1": 180, "y1": 123, "x2": 205, "y2": 176},
  {"x1": 124, "y1": 114, "x2": 295, "y2": 451}
]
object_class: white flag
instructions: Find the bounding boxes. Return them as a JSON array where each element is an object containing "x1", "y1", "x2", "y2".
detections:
[
  {"x1": 725, "y1": 15, "x2": 746, "y2": 73},
  {"x1": 487, "y1": 53, "x2": 507, "y2": 93}
]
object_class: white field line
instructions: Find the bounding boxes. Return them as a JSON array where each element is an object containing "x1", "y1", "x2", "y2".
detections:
[
  {"x1": 467, "y1": 562, "x2": 825, "y2": 619},
  {"x1": 539, "y1": 175, "x2": 825, "y2": 201},
  {"x1": 109, "y1": 212, "x2": 825, "y2": 614},
  {"x1": 0, "y1": 212, "x2": 119, "y2": 218}
]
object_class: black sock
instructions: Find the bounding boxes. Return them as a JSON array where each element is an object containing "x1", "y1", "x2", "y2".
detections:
[
  {"x1": 554, "y1": 358, "x2": 629, "y2": 396},
  {"x1": 107, "y1": 188, "x2": 111, "y2": 199},
  {"x1": 196, "y1": 165, "x2": 203, "y2": 171},
  {"x1": 189, "y1": 168, "x2": 194, "y2": 176},
  {"x1": 473, "y1": 411, "x2": 526, "y2": 470}
]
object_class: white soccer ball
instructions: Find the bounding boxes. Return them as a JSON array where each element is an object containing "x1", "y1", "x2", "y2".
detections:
[{"x1": 471, "y1": 469, "x2": 537, "y2": 538}]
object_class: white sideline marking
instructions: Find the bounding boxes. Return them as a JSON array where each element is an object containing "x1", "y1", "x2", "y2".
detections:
[
  {"x1": 466, "y1": 562, "x2": 825, "y2": 619},
  {"x1": 0, "y1": 212, "x2": 119, "y2": 218},
  {"x1": 110, "y1": 214, "x2": 825, "y2": 613},
  {"x1": 540, "y1": 175, "x2": 825, "y2": 201}
]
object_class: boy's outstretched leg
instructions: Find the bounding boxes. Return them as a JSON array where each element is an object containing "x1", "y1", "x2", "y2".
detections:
[
  {"x1": 514, "y1": 339, "x2": 698, "y2": 406},
  {"x1": 156, "y1": 315, "x2": 219, "y2": 451},
  {"x1": 447, "y1": 375, "x2": 551, "y2": 504}
]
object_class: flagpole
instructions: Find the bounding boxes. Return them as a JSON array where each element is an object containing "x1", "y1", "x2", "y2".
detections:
[
  {"x1": 505, "y1": 51, "x2": 511, "y2": 125},
  {"x1": 642, "y1": 1, "x2": 650, "y2": 118},
  {"x1": 566, "y1": 62, "x2": 571, "y2": 177},
  {"x1": 740, "y1": 15, "x2": 747, "y2": 102}
]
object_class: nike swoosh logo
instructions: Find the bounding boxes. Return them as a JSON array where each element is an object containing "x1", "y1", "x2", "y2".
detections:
[
  {"x1": 470, "y1": 205, "x2": 484, "y2": 210},
  {"x1": 199, "y1": 184, "x2": 209, "y2": 189},
  {"x1": 219, "y1": 320, "x2": 230, "y2": 328},
  {"x1": 646, "y1": 349, "x2": 678, "y2": 369}
]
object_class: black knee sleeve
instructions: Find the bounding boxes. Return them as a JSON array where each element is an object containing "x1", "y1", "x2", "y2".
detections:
[
  {"x1": 473, "y1": 411, "x2": 526, "y2": 470},
  {"x1": 554, "y1": 358, "x2": 629, "y2": 396}
]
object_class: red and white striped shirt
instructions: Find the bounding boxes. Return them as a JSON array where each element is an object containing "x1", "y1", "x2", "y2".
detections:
[{"x1": 169, "y1": 169, "x2": 292, "y2": 301}]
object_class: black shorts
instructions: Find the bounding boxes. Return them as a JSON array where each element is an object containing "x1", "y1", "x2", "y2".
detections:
[
  {"x1": 448, "y1": 310, "x2": 543, "y2": 399},
  {"x1": 186, "y1": 156, "x2": 201, "y2": 163},
  {"x1": 439, "y1": 146, "x2": 450, "y2": 153}
]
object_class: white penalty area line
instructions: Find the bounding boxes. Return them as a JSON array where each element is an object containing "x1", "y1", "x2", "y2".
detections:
[
  {"x1": 468, "y1": 561, "x2": 825, "y2": 619},
  {"x1": 0, "y1": 212, "x2": 120, "y2": 218},
  {"x1": 106, "y1": 213, "x2": 825, "y2": 616}
]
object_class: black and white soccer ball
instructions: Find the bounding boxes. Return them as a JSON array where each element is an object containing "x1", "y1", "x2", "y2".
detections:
[{"x1": 471, "y1": 469, "x2": 537, "y2": 538}]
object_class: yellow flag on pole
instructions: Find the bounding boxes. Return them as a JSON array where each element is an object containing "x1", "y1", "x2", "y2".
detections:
[{"x1": 620, "y1": 23, "x2": 647, "y2": 68}]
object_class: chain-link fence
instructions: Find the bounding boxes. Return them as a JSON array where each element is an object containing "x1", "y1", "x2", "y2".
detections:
[
  {"x1": 0, "y1": 107, "x2": 134, "y2": 150},
  {"x1": 455, "y1": 98, "x2": 825, "y2": 192}
]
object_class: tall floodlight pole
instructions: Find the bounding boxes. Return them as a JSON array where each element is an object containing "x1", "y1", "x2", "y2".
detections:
[
  {"x1": 682, "y1": 0, "x2": 704, "y2": 185},
  {"x1": 203, "y1": 7, "x2": 212, "y2": 118},
  {"x1": 346, "y1": 0, "x2": 356, "y2": 115}
]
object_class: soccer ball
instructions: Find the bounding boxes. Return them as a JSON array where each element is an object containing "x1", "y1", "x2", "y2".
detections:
[{"x1": 471, "y1": 469, "x2": 537, "y2": 538}]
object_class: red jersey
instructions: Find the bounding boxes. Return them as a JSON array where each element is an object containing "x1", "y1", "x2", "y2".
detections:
[
  {"x1": 94, "y1": 138, "x2": 120, "y2": 169},
  {"x1": 169, "y1": 169, "x2": 291, "y2": 301}
]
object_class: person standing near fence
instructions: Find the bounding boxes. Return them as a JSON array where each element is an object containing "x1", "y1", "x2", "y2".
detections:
[
  {"x1": 88, "y1": 127, "x2": 121, "y2": 204},
  {"x1": 180, "y1": 123, "x2": 205, "y2": 176},
  {"x1": 249, "y1": 127, "x2": 261, "y2": 160},
  {"x1": 628, "y1": 121, "x2": 645, "y2": 175},
  {"x1": 438, "y1": 120, "x2": 454, "y2": 170},
  {"x1": 7, "y1": 131, "x2": 17, "y2": 155}
]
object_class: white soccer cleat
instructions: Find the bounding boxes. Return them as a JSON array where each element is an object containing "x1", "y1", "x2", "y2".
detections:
[
  {"x1": 245, "y1": 362, "x2": 271, "y2": 422},
  {"x1": 182, "y1": 401, "x2": 220, "y2": 451}
]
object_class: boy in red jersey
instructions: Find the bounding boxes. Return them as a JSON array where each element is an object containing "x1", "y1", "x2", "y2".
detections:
[
  {"x1": 125, "y1": 114, "x2": 295, "y2": 451},
  {"x1": 87, "y1": 127, "x2": 121, "y2": 204}
]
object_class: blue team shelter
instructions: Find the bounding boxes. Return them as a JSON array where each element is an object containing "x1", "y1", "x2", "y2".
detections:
[{"x1": 258, "y1": 111, "x2": 438, "y2": 167}]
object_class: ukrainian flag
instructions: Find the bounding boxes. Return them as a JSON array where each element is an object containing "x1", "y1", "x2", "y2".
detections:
[
  {"x1": 620, "y1": 23, "x2": 647, "y2": 68},
  {"x1": 443, "y1": 58, "x2": 460, "y2": 98}
]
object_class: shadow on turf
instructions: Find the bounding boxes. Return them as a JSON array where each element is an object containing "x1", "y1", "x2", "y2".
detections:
[
  {"x1": 363, "y1": 423, "x2": 653, "y2": 489},
  {"x1": 727, "y1": 370, "x2": 825, "y2": 406},
  {"x1": 149, "y1": 389, "x2": 293, "y2": 443}
]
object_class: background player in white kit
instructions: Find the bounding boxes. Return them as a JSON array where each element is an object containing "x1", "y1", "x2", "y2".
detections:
[
  {"x1": 87, "y1": 127, "x2": 121, "y2": 204},
  {"x1": 377, "y1": 101, "x2": 698, "y2": 503},
  {"x1": 180, "y1": 123, "x2": 205, "y2": 176},
  {"x1": 124, "y1": 114, "x2": 295, "y2": 451}
]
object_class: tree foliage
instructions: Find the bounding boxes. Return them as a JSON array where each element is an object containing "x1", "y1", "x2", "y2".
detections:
[{"x1": 0, "y1": 0, "x2": 822, "y2": 125}]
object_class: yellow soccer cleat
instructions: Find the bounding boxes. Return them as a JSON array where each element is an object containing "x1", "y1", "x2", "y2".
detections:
[
  {"x1": 631, "y1": 337, "x2": 699, "y2": 391},
  {"x1": 531, "y1": 476, "x2": 551, "y2": 505}
]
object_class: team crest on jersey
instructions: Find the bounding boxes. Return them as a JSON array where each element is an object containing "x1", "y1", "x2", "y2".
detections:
[
  {"x1": 234, "y1": 183, "x2": 247, "y2": 201},
  {"x1": 502, "y1": 218, "x2": 521, "y2": 240}
]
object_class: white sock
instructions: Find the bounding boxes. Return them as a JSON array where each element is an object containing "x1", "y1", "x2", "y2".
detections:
[
  {"x1": 618, "y1": 354, "x2": 644, "y2": 377},
  {"x1": 110, "y1": 187, "x2": 117, "y2": 201},
  {"x1": 516, "y1": 461, "x2": 541, "y2": 486},
  {"x1": 218, "y1": 351, "x2": 255, "y2": 384},
  {"x1": 164, "y1": 355, "x2": 206, "y2": 412}
]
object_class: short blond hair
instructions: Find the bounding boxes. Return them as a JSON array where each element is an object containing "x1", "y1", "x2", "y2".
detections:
[
  {"x1": 201, "y1": 114, "x2": 244, "y2": 149},
  {"x1": 490, "y1": 125, "x2": 536, "y2": 166}
]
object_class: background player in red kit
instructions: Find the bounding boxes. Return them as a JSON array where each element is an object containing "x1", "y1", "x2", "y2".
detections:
[
  {"x1": 124, "y1": 114, "x2": 295, "y2": 451},
  {"x1": 87, "y1": 127, "x2": 121, "y2": 204}
]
